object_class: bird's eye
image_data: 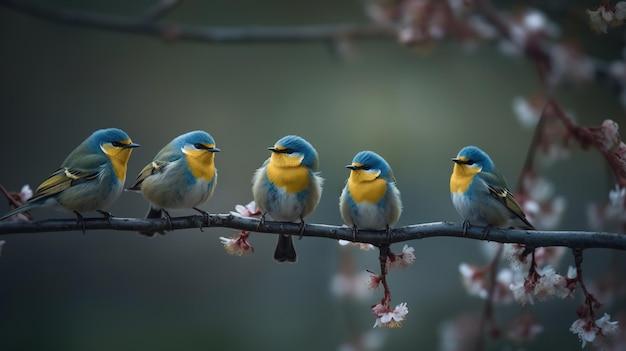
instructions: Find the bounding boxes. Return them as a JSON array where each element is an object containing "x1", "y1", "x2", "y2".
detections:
[
  {"x1": 284, "y1": 148, "x2": 294, "y2": 154},
  {"x1": 466, "y1": 160, "x2": 475, "y2": 165},
  {"x1": 111, "y1": 141, "x2": 124, "y2": 147},
  {"x1": 194, "y1": 143, "x2": 204, "y2": 149},
  {"x1": 361, "y1": 165, "x2": 371, "y2": 170}
]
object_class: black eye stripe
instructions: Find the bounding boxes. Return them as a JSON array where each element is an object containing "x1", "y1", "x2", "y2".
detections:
[{"x1": 111, "y1": 141, "x2": 124, "y2": 147}]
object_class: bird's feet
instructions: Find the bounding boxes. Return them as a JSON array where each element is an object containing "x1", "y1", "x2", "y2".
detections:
[
  {"x1": 462, "y1": 220, "x2": 471, "y2": 235},
  {"x1": 480, "y1": 225, "x2": 492, "y2": 240},
  {"x1": 256, "y1": 212, "x2": 267, "y2": 231},
  {"x1": 298, "y1": 217, "x2": 306, "y2": 239},
  {"x1": 97, "y1": 210, "x2": 113, "y2": 224},
  {"x1": 74, "y1": 211, "x2": 86, "y2": 234},
  {"x1": 193, "y1": 207, "x2": 210, "y2": 232},
  {"x1": 163, "y1": 209, "x2": 173, "y2": 232}
]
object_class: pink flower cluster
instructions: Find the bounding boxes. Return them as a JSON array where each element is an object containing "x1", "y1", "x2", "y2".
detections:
[
  {"x1": 386, "y1": 244, "x2": 416, "y2": 270},
  {"x1": 372, "y1": 302, "x2": 409, "y2": 328},
  {"x1": 4, "y1": 185, "x2": 33, "y2": 222},
  {"x1": 587, "y1": 2, "x2": 626, "y2": 33},
  {"x1": 570, "y1": 313, "x2": 619, "y2": 348}
]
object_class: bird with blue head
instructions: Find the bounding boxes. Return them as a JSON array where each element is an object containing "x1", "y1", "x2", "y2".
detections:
[
  {"x1": 339, "y1": 150, "x2": 402, "y2": 241},
  {"x1": 0, "y1": 128, "x2": 139, "y2": 226},
  {"x1": 127, "y1": 130, "x2": 220, "y2": 236},
  {"x1": 252, "y1": 135, "x2": 323, "y2": 263},
  {"x1": 450, "y1": 145, "x2": 534, "y2": 232}
]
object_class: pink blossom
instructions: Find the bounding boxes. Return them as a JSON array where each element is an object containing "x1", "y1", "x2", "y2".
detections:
[
  {"x1": 4, "y1": 184, "x2": 33, "y2": 222},
  {"x1": 219, "y1": 231, "x2": 254, "y2": 256},
  {"x1": 510, "y1": 276, "x2": 535, "y2": 305},
  {"x1": 533, "y1": 246, "x2": 566, "y2": 268},
  {"x1": 616, "y1": 2, "x2": 626, "y2": 21},
  {"x1": 459, "y1": 263, "x2": 488, "y2": 299},
  {"x1": 569, "y1": 314, "x2": 617, "y2": 349},
  {"x1": 386, "y1": 245, "x2": 416, "y2": 270},
  {"x1": 367, "y1": 272, "x2": 383, "y2": 290},
  {"x1": 533, "y1": 266, "x2": 569, "y2": 301},
  {"x1": 600, "y1": 119, "x2": 621, "y2": 152},
  {"x1": 503, "y1": 243, "x2": 530, "y2": 271},
  {"x1": 338, "y1": 239, "x2": 375, "y2": 251},
  {"x1": 512, "y1": 96, "x2": 541, "y2": 128},
  {"x1": 372, "y1": 302, "x2": 409, "y2": 328},
  {"x1": 330, "y1": 271, "x2": 372, "y2": 301},
  {"x1": 570, "y1": 318, "x2": 598, "y2": 348},
  {"x1": 230, "y1": 201, "x2": 261, "y2": 218}
]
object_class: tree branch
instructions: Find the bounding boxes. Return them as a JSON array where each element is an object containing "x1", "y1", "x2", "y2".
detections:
[
  {"x1": 0, "y1": 0, "x2": 395, "y2": 43},
  {"x1": 0, "y1": 215, "x2": 624, "y2": 250}
]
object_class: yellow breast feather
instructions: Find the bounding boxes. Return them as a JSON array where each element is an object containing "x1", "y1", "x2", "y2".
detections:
[
  {"x1": 347, "y1": 169, "x2": 387, "y2": 204},
  {"x1": 183, "y1": 147, "x2": 216, "y2": 182},
  {"x1": 101, "y1": 143, "x2": 134, "y2": 181},
  {"x1": 450, "y1": 163, "x2": 481, "y2": 193},
  {"x1": 266, "y1": 154, "x2": 310, "y2": 194}
]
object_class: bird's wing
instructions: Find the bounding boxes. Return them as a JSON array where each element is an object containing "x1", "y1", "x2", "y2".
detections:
[
  {"x1": 29, "y1": 167, "x2": 102, "y2": 203},
  {"x1": 479, "y1": 170, "x2": 534, "y2": 229},
  {"x1": 126, "y1": 161, "x2": 169, "y2": 191}
]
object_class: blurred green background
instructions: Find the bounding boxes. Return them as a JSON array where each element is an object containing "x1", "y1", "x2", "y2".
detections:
[{"x1": 0, "y1": 1, "x2": 625, "y2": 350}]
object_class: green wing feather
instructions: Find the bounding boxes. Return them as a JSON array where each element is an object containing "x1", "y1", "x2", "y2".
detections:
[
  {"x1": 478, "y1": 168, "x2": 534, "y2": 229},
  {"x1": 127, "y1": 161, "x2": 169, "y2": 191},
  {"x1": 30, "y1": 167, "x2": 101, "y2": 203}
]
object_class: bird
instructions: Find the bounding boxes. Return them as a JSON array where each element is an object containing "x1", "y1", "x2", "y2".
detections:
[
  {"x1": 0, "y1": 128, "x2": 139, "y2": 226},
  {"x1": 127, "y1": 130, "x2": 220, "y2": 237},
  {"x1": 450, "y1": 145, "x2": 534, "y2": 233},
  {"x1": 252, "y1": 135, "x2": 323, "y2": 263},
  {"x1": 339, "y1": 150, "x2": 402, "y2": 241}
]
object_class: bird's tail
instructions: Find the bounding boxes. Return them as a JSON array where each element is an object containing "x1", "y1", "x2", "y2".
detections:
[
  {"x1": 0, "y1": 203, "x2": 35, "y2": 222},
  {"x1": 138, "y1": 206, "x2": 164, "y2": 237},
  {"x1": 274, "y1": 234, "x2": 297, "y2": 263}
]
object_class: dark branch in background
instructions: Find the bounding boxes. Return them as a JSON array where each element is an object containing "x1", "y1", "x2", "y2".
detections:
[
  {"x1": 0, "y1": 215, "x2": 624, "y2": 250},
  {"x1": 0, "y1": 0, "x2": 394, "y2": 43},
  {"x1": 141, "y1": 0, "x2": 182, "y2": 21}
]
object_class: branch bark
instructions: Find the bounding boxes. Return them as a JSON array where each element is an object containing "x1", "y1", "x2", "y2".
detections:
[
  {"x1": 0, "y1": 0, "x2": 395, "y2": 43},
  {"x1": 0, "y1": 215, "x2": 624, "y2": 251}
]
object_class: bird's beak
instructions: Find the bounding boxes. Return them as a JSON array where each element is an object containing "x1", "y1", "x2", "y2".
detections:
[
  {"x1": 268, "y1": 147, "x2": 289, "y2": 153},
  {"x1": 346, "y1": 164, "x2": 357, "y2": 170},
  {"x1": 209, "y1": 147, "x2": 220, "y2": 152},
  {"x1": 124, "y1": 142, "x2": 141, "y2": 149},
  {"x1": 451, "y1": 157, "x2": 463, "y2": 164}
]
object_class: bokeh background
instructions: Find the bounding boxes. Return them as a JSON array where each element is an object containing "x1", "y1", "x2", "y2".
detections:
[{"x1": 0, "y1": 1, "x2": 625, "y2": 350}]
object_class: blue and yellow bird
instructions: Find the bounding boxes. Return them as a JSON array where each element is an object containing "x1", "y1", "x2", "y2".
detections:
[
  {"x1": 450, "y1": 146, "x2": 534, "y2": 231},
  {"x1": 252, "y1": 135, "x2": 323, "y2": 263},
  {"x1": 0, "y1": 128, "x2": 139, "y2": 223},
  {"x1": 127, "y1": 130, "x2": 219, "y2": 236},
  {"x1": 339, "y1": 151, "x2": 402, "y2": 240}
]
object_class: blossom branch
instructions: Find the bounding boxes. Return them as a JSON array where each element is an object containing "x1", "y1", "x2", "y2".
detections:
[
  {"x1": 0, "y1": 0, "x2": 394, "y2": 43},
  {"x1": 0, "y1": 215, "x2": 625, "y2": 250}
]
